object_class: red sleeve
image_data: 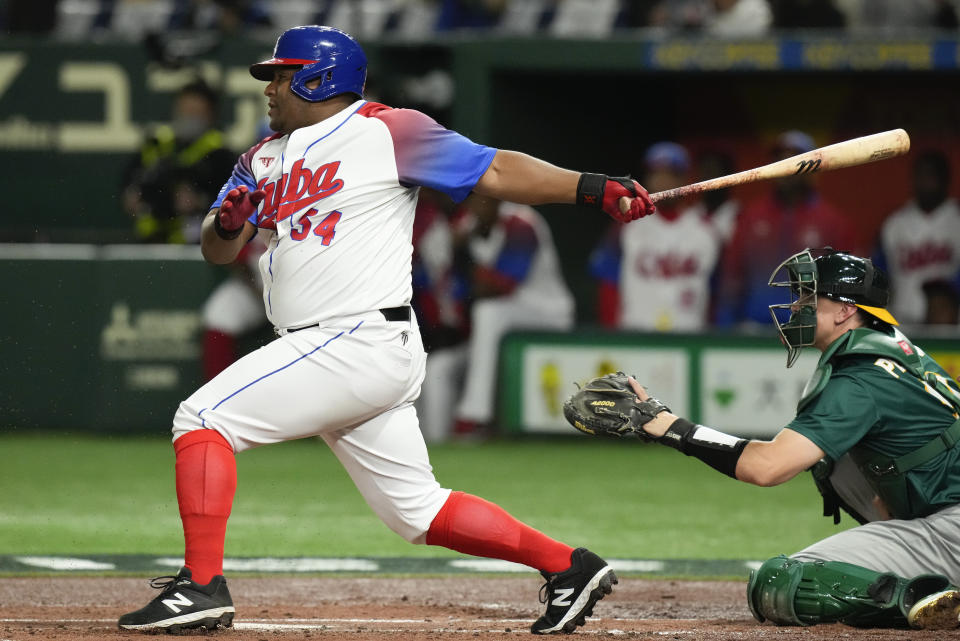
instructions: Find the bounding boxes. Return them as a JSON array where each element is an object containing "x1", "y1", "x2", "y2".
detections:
[
  {"x1": 474, "y1": 265, "x2": 518, "y2": 296},
  {"x1": 597, "y1": 280, "x2": 620, "y2": 328}
]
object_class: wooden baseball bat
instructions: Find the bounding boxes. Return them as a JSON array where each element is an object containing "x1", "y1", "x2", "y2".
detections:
[{"x1": 648, "y1": 128, "x2": 910, "y2": 204}]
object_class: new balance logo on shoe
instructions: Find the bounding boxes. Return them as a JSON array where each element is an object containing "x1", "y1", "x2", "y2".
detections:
[
  {"x1": 162, "y1": 592, "x2": 195, "y2": 614},
  {"x1": 551, "y1": 588, "x2": 575, "y2": 607},
  {"x1": 118, "y1": 568, "x2": 234, "y2": 632},
  {"x1": 531, "y1": 548, "x2": 618, "y2": 635}
]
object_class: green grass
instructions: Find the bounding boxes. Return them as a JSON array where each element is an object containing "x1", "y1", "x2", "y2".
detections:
[{"x1": 0, "y1": 433, "x2": 851, "y2": 559}]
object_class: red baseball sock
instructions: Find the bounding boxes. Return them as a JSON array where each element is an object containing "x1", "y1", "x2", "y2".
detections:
[
  {"x1": 426, "y1": 491, "x2": 574, "y2": 574},
  {"x1": 203, "y1": 330, "x2": 237, "y2": 381},
  {"x1": 174, "y1": 429, "x2": 236, "y2": 585}
]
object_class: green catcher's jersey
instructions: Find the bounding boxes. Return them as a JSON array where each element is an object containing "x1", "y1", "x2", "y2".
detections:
[{"x1": 786, "y1": 330, "x2": 960, "y2": 517}]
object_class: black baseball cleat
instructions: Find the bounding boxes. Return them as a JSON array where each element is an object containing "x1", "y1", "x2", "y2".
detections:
[
  {"x1": 118, "y1": 567, "x2": 235, "y2": 633},
  {"x1": 530, "y1": 548, "x2": 617, "y2": 634}
]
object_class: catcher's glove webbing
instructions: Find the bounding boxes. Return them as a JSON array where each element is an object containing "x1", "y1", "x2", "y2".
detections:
[{"x1": 562, "y1": 372, "x2": 670, "y2": 440}]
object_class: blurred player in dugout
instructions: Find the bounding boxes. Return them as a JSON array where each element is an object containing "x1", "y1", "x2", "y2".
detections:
[
  {"x1": 413, "y1": 192, "x2": 575, "y2": 441},
  {"x1": 876, "y1": 148, "x2": 960, "y2": 327},
  {"x1": 714, "y1": 130, "x2": 862, "y2": 327},
  {"x1": 590, "y1": 141, "x2": 738, "y2": 330}
]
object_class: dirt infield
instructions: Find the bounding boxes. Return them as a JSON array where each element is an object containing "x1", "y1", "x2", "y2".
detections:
[{"x1": 0, "y1": 576, "x2": 946, "y2": 640}]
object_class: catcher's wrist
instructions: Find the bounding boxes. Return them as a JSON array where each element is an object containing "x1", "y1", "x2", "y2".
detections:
[
  {"x1": 639, "y1": 410, "x2": 675, "y2": 438},
  {"x1": 658, "y1": 418, "x2": 749, "y2": 479},
  {"x1": 576, "y1": 173, "x2": 606, "y2": 208},
  {"x1": 214, "y1": 212, "x2": 243, "y2": 240}
]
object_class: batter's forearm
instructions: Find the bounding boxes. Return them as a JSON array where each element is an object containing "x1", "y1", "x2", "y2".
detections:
[
  {"x1": 473, "y1": 150, "x2": 579, "y2": 205},
  {"x1": 201, "y1": 209, "x2": 252, "y2": 265}
]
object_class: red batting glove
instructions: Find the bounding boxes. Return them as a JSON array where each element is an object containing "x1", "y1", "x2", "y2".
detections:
[
  {"x1": 603, "y1": 177, "x2": 655, "y2": 222},
  {"x1": 577, "y1": 173, "x2": 656, "y2": 223},
  {"x1": 216, "y1": 185, "x2": 266, "y2": 239}
]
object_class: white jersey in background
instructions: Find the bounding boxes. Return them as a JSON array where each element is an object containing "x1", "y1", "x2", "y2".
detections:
[
  {"x1": 618, "y1": 206, "x2": 722, "y2": 332},
  {"x1": 467, "y1": 202, "x2": 575, "y2": 317},
  {"x1": 879, "y1": 198, "x2": 960, "y2": 324}
]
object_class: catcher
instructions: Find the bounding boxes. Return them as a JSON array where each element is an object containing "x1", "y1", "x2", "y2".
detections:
[{"x1": 564, "y1": 247, "x2": 960, "y2": 630}]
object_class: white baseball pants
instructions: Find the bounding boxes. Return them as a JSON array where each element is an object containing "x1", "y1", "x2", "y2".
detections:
[{"x1": 172, "y1": 310, "x2": 451, "y2": 543}]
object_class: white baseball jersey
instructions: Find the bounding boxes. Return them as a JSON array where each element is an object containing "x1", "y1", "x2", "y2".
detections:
[
  {"x1": 618, "y1": 206, "x2": 722, "y2": 331},
  {"x1": 467, "y1": 202, "x2": 574, "y2": 315},
  {"x1": 691, "y1": 199, "x2": 740, "y2": 244},
  {"x1": 879, "y1": 198, "x2": 960, "y2": 324},
  {"x1": 212, "y1": 100, "x2": 496, "y2": 329}
]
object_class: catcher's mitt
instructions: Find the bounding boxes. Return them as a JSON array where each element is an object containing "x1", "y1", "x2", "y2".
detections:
[{"x1": 562, "y1": 372, "x2": 671, "y2": 439}]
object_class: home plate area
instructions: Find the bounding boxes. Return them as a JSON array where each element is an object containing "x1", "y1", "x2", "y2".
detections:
[{"x1": 0, "y1": 576, "x2": 947, "y2": 640}]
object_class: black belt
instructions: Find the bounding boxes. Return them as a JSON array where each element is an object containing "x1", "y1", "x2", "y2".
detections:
[
  {"x1": 286, "y1": 306, "x2": 410, "y2": 334},
  {"x1": 379, "y1": 306, "x2": 411, "y2": 322}
]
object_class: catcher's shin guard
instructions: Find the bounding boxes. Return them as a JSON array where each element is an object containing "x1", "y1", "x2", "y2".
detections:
[{"x1": 747, "y1": 555, "x2": 955, "y2": 628}]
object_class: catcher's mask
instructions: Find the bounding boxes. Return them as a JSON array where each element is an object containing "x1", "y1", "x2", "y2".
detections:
[{"x1": 768, "y1": 248, "x2": 898, "y2": 367}]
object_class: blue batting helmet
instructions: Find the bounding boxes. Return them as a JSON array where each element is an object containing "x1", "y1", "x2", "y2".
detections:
[
  {"x1": 643, "y1": 141, "x2": 690, "y2": 174},
  {"x1": 249, "y1": 26, "x2": 367, "y2": 103}
]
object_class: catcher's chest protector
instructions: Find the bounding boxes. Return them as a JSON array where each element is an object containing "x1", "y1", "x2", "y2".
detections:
[{"x1": 800, "y1": 328, "x2": 960, "y2": 520}]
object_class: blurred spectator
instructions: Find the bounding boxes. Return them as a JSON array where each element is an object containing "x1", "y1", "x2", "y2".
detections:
[
  {"x1": 204, "y1": 0, "x2": 273, "y2": 33},
  {"x1": 836, "y1": 0, "x2": 958, "y2": 31},
  {"x1": 496, "y1": 0, "x2": 552, "y2": 34},
  {"x1": 590, "y1": 142, "x2": 727, "y2": 331},
  {"x1": 120, "y1": 79, "x2": 236, "y2": 244},
  {"x1": 922, "y1": 279, "x2": 960, "y2": 326},
  {"x1": 714, "y1": 130, "x2": 861, "y2": 327},
  {"x1": 770, "y1": 0, "x2": 845, "y2": 29},
  {"x1": 549, "y1": 0, "x2": 621, "y2": 36},
  {"x1": 704, "y1": 0, "x2": 773, "y2": 36},
  {"x1": 450, "y1": 195, "x2": 575, "y2": 437},
  {"x1": 642, "y1": 0, "x2": 704, "y2": 32},
  {"x1": 107, "y1": 0, "x2": 271, "y2": 40},
  {"x1": 876, "y1": 150, "x2": 960, "y2": 325},
  {"x1": 644, "y1": 0, "x2": 771, "y2": 35},
  {"x1": 436, "y1": 0, "x2": 505, "y2": 30}
]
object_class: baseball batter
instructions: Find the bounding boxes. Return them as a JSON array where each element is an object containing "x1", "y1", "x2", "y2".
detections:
[
  {"x1": 565, "y1": 248, "x2": 960, "y2": 630},
  {"x1": 118, "y1": 25, "x2": 656, "y2": 635}
]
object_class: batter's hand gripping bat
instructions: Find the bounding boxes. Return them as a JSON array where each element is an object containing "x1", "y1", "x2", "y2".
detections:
[{"x1": 647, "y1": 129, "x2": 910, "y2": 204}]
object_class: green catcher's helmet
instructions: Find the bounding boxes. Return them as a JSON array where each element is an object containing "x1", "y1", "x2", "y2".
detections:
[{"x1": 768, "y1": 248, "x2": 898, "y2": 367}]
